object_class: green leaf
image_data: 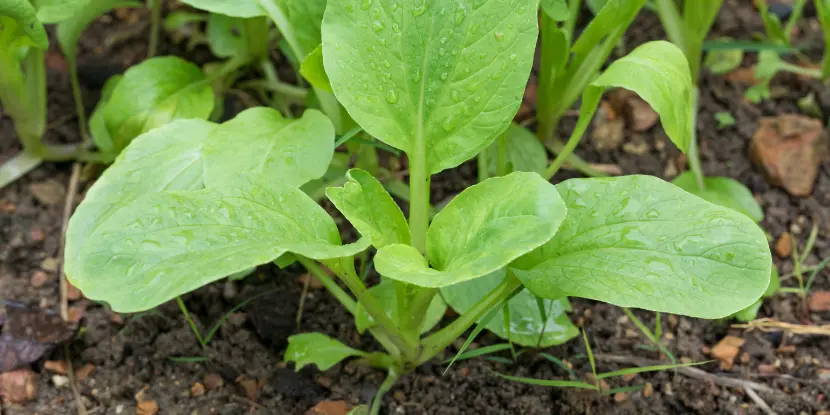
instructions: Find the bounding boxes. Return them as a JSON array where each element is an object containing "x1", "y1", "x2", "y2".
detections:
[
  {"x1": 179, "y1": 0, "x2": 262, "y2": 18},
  {"x1": 490, "y1": 371, "x2": 598, "y2": 390},
  {"x1": 285, "y1": 333, "x2": 368, "y2": 371},
  {"x1": 442, "y1": 269, "x2": 578, "y2": 347},
  {"x1": 596, "y1": 361, "x2": 707, "y2": 379},
  {"x1": 65, "y1": 119, "x2": 216, "y2": 286},
  {"x1": 376, "y1": 172, "x2": 566, "y2": 288},
  {"x1": 88, "y1": 74, "x2": 122, "y2": 153},
  {"x1": 347, "y1": 405, "x2": 369, "y2": 415},
  {"x1": 322, "y1": 0, "x2": 539, "y2": 174},
  {"x1": 586, "y1": 41, "x2": 693, "y2": 153},
  {"x1": 300, "y1": 44, "x2": 332, "y2": 92},
  {"x1": 103, "y1": 56, "x2": 214, "y2": 153},
  {"x1": 703, "y1": 43, "x2": 743, "y2": 75},
  {"x1": 487, "y1": 123, "x2": 548, "y2": 175},
  {"x1": 207, "y1": 13, "x2": 250, "y2": 58},
  {"x1": 57, "y1": 0, "x2": 141, "y2": 67},
  {"x1": 672, "y1": 172, "x2": 764, "y2": 223},
  {"x1": 0, "y1": 0, "x2": 48, "y2": 49},
  {"x1": 511, "y1": 175, "x2": 772, "y2": 319},
  {"x1": 540, "y1": 0, "x2": 569, "y2": 20},
  {"x1": 258, "y1": 0, "x2": 327, "y2": 59},
  {"x1": 732, "y1": 298, "x2": 762, "y2": 322},
  {"x1": 327, "y1": 169, "x2": 409, "y2": 249},
  {"x1": 714, "y1": 111, "x2": 736, "y2": 129},
  {"x1": 30, "y1": 0, "x2": 90, "y2": 23},
  {"x1": 164, "y1": 11, "x2": 208, "y2": 31},
  {"x1": 354, "y1": 279, "x2": 446, "y2": 334},
  {"x1": 203, "y1": 107, "x2": 335, "y2": 189},
  {"x1": 73, "y1": 175, "x2": 369, "y2": 312},
  {"x1": 765, "y1": 267, "x2": 780, "y2": 297}
]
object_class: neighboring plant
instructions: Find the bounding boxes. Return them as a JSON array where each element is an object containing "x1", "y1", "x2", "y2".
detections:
[
  {"x1": 817, "y1": 0, "x2": 830, "y2": 81},
  {"x1": 535, "y1": 0, "x2": 648, "y2": 177},
  {"x1": 757, "y1": 0, "x2": 807, "y2": 47},
  {"x1": 0, "y1": 0, "x2": 98, "y2": 187},
  {"x1": 66, "y1": 3, "x2": 771, "y2": 413}
]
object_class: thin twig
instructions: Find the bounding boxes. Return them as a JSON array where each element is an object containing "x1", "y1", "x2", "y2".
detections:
[
  {"x1": 296, "y1": 273, "x2": 312, "y2": 330},
  {"x1": 745, "y1": 386, "x2": 776, "y2": 415},
  {"x1": 594, "y1": 354, "x2": 777, "y2": 395},
  {"x1": 229, "y1": 394, "x2": 269, "y2": 410},
  {"x1": 59, "y1": 163, "x2": 82, "y2": 321},
  {"x1": 732, "y1": 318, "x2": 830, "y2": 336},
  {"x1": 64, "y1": 344, "x2": 89, "y2": 415}
]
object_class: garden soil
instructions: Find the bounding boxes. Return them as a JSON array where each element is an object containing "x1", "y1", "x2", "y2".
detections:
[{"x1": 2, "y1": 0, "x2": 829, "y2": 414}]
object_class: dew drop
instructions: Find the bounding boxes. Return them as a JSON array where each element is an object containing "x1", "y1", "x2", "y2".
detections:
[
  {"x1": 372, "y1": 20, "x2": 384, "y2": 32},
  {"x1": 385, "y1": 89, "x2": 399, "y2": 104},
  {"x1": 360, "y1": 0, "x2": 372, "y2": 10},
  {"x1": 440, "y1": 36, "x2": 448, "y2": 44},
  {"x1": 439, "y1": 48, "x2": 446, "y2": 56},
  {"x1": 509, "y1": 53, "x2": 517, "y2": 61},
  {"x1": 413, "y1": 0, "x2": 426, "y2": 16},
  {"x1": 383, "y1": 60, "x2": 391, "y2": 68},
  {"x1": 455, "y1": 4, "x2": 467, "y2": 25},
  {"x1": 451, "y1": 89, "x2": 460, "y2": 102},
  {"x1": 442, "y1": 115, "x2": 456, "y2": 132},
  {"x1": 494, "y1": 32, "x2": 505, "y2": 42},
  {"x1": 370, "y1": 62, "x2": 377, "y2": 69},
  {"x1": 440, "y1": 72, "x2": 448, "y2": 80},
  {"x1": 411, "y1": 69, "x2": 422, "y2": 83}
]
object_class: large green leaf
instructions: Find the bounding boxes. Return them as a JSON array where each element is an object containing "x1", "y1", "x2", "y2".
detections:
[
  {"x1": 672, "y1": 172, "x2": 764, "y2": 223},
  {"x1": 65, "y1": 119, "x2": 216, "y2": 284},
  {"x1": 487, "y1": 123, "x2": 548, "y2": 175},
  {"x1": 540, "y1": 0, "x2": 569, "y2": 21},
  {"x1": 206, "y1": 13, "x2": 250, "y2": 58},
  {"x1": 0, "y1": 0, "x2": 48, "y2": 49},
  {"x1": 511, "y1": 175, "x2": 772, "y2": 319},
  {"x1": 355, "y1": 279, "x2": 446, "y2": 334},
  {"x1": 285, "y1": 333, "x2": 367, "y2": 371},
  {"x1": 375, "y1": 172, "x2": 566, "y2": 288},
  {"x1": 326, "y1": 169, "x2": 409, "y2": 249},
  {"x1": 30, "y1": 0, "x2": 90, "y2": 23},
  {"x1": 203, "y1": 107, "x2": 334, "y2": 188},
  {"x1": 74, "y1": 175, "x2": 369, "y2": 312},
  {"x1": 103, "y1": 56, "x2": 214, "y2": 153},
  {"x1": 322, "y1": 0, "x2": 538, "y2": 174},
  {"x1": 583, "y1": 41, "x2": 693, "y2": 153},
  {"x1": 441, "y1": 269, "x2": 578, "y2": 347},
  {"x1": 178, "y1": 0, "x2": 262, "y2": 18}
]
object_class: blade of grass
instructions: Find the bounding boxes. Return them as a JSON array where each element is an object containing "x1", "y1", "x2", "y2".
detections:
[
  {"x1": 177, "y1": 297, "x2": 205, "y2": 348},
  {"x1": 622, "y1": 308, "x2": 677, "y2": 366},
  {"x1": 600, "y1": 384, "x2": 645, "y2": 396},
  {"x1": 442, "y1": 343, "x2": 514, "y2": 364},
  {"x1": 443, "y1": 304, "x2": 503, "y2": 374},
  {"x1": 334, "y1": 126, "x2": 364, "y2": 147},
  {"x1": 484, "y1": 356, "x2": 515, "y2": 364},
  {"x1": 168, "y1": 356, "x2": 209, "y2": 363},
  {"x1": 596, "y1": 361, "x2": 709, "y2": 380},
  {"x1": 804, "y1": 255, "x2": 830, "y2": 294},
  {"x1": 702, "y1": 40, "x2": 800, "y2": 52},
  {"x1": 203, "y1": 287, "x2": 281, "y2": 344},
  {"x1": 490, "y1": 370, "x2": 598, "y2": 390},
  {"x1": 540, "y1": 352, "x2": 577, "y2": 379},
  {"x1": 801, "y1": 223, "x2": 819, "y2": 266},
  {"x1": 583, "y1": 329, "x2": 597, "y2": 382}
]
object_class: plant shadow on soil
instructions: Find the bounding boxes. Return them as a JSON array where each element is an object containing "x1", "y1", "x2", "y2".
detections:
[{"x1": 2, "y1": 1, "x2": 830, "y2": 414}]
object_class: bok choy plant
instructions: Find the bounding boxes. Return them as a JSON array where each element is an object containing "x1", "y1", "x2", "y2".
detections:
[{"x1": 65, "y1": 2, "x2": 772, "y2": 413}]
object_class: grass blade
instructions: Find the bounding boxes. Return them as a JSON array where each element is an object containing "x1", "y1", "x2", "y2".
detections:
[
  {"x1": 442, "y1": 343, "x2": 514, "y2": 364},
  {"x1": 596, "y1": 361, "x2": 709, "y2": 380},
  {"x1": 540, "y1": 352, "x2": 577, "y2": 379},
  {"x1": 490, "y1": 370, "x2": 598, "y2": 390},
  {"x1": 582, "y1": 329, "x2": 597, "y2": 380}
]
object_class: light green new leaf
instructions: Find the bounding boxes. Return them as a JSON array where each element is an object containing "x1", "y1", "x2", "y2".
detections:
[
  {"x1": 31, "y1": 0, "x2": 90, "y2": 23},
  {"x1": 179, "y1": 0, "x2": 262, "y2": 18},
  {"x1": 0, "y1": 0, "x2": 48, "y2": 49},
  {"x1": 300, "y1": 44, "x2": 332, "y2": 92},
  {"x1": 487, "y1": 123, "x2": 548, "y2": 175},
  {"x1": 375, "y1": 172, "x2": 566, "y2": 288},
  {"x1": 441, "y1": 269, "x2": 578, "y2": 347},
  {"x1": 511, "y1": 175, "x2": 772, "y2": 319},
  {"x1": 355, "y1": 279, "x2": 446, "y2": 334},
  {"x1": 103, "y1": 56, "x2": 214, "y2": 153},
  {"x1": 65, "y1": 119, "x2": 217, "y2": 287},
  {"x1": 672, "y1": 172, "x2": 764, "y2": 223},
  {"x1": 732, "y1": 267, "x2": 780, "y2": 322},
  {"x1": 347, "y1": 406, "x2": 369, "y2": 415},
  {"x1": 74, "y1": 175, "x2": 369, "y2": 312},
  {"x1": 88, "y1": 74, "x2": 122, "y2": 153},
  {"x1": 584, "y1": 41, "x2": 693, "y2": 153},
  {"x1": 327, "y1": 169, "x2": 409, "y2": 248},
  {"x1": 207, "y1": 13, "x2": 249, "y2": 58},
  {"x1": 323, "y1": 0, "x2": 539, "y2": 174},
  {"x1": 203, "y1": 107, "x2": 334, "y2": 189},
  {"x1": 285, "y1": 333, "x2": 368, "y2": 371},
  {"x1": 703, "y1": 39, "x2": 743, "y2": 75},
  {"x1": 540, "y1": 0, "x2": 569, "y2": 20}
]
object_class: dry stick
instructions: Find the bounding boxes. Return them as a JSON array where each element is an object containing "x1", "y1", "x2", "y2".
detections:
[
  {"x1": 295, "y1": 273, "x2": 312, "y2": 330},
  {"x1": 59, "y1": 163, "x2": 81, "y2": 320},
  {"x1": 732, "y1": 318, "x2": 830, "y2": 336},
  {"x1": 58, "y1": 163, "x2": 87, "y2": 415},
  {"x1": 745, "y1": 387, "x2": 776, "y2": 415},
  {"x1": 593, "y1": 354, "x2": 777, "y2": 395}
]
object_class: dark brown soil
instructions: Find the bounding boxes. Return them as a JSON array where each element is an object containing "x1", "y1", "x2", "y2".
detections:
[{"x1": 2, "y1": 1, "x2": 829, "y2": 414}]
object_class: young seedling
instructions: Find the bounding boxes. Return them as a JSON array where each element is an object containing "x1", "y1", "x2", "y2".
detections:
[
  {"x1": 0, "y1": 0, "x2": 95, "y2": 187},
  {"x1": 66, "y1": 3, "x2": 772, "y2": 413}
]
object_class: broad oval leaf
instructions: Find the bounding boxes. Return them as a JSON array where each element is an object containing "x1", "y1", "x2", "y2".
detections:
[
  {"x1": 74, "y1": 176, "x2": 369, "y2": 312},
  {"x1": 103, "y1": 56, "x2": 214, "y2": 153},
  {"x1": 355, "y1": 279, "x2": 446, "y2": 334},
  {"x1": 31, "y1": 0, "x2": 90, "y2": 23},
  {"x1": 322, "y1": 0, "x2": 539, "y2": 174},
  {"x1": 65, "y1": 119, "x2": 216, "y2": 284},
  {"x1": 672, "y1": 172, "x2": 764, "y2": 223},
  {"x1": 487, "y1": 123, "x2": 548, "y2": 175},
  {"x1": 0, "y1": 0, "x2": 48, "y2": 49},
  {"x1": 326, "y1": 168, "x2": 410, "y2": 249},
  {"x1": 203, "y1": 107, "x2": 335, "y2": 188},
  {"x1": 511, "y1": 175, "x2": 771, "y2": 319},
  {"x1": 179, "y1": 0, "x2": 262, "y2": 18},
  {"x1": 285, "y1": 333, "x2": 367, "y2": 371},
  {"x1": 441, "y1": 269, "x2": 578, "y2": 347},
  {"x1": 300, "y1": 44, "x2": 332, "y2": 92},
  {"x1": 207, "y1": 13, "x2": 250, "y2": 58},
  {"x1": 375, "y1": 172, "x2": 566, "y2": 288},
  {"x1": 586, "y1": 41, "x2": 693, "y2": 153}
]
